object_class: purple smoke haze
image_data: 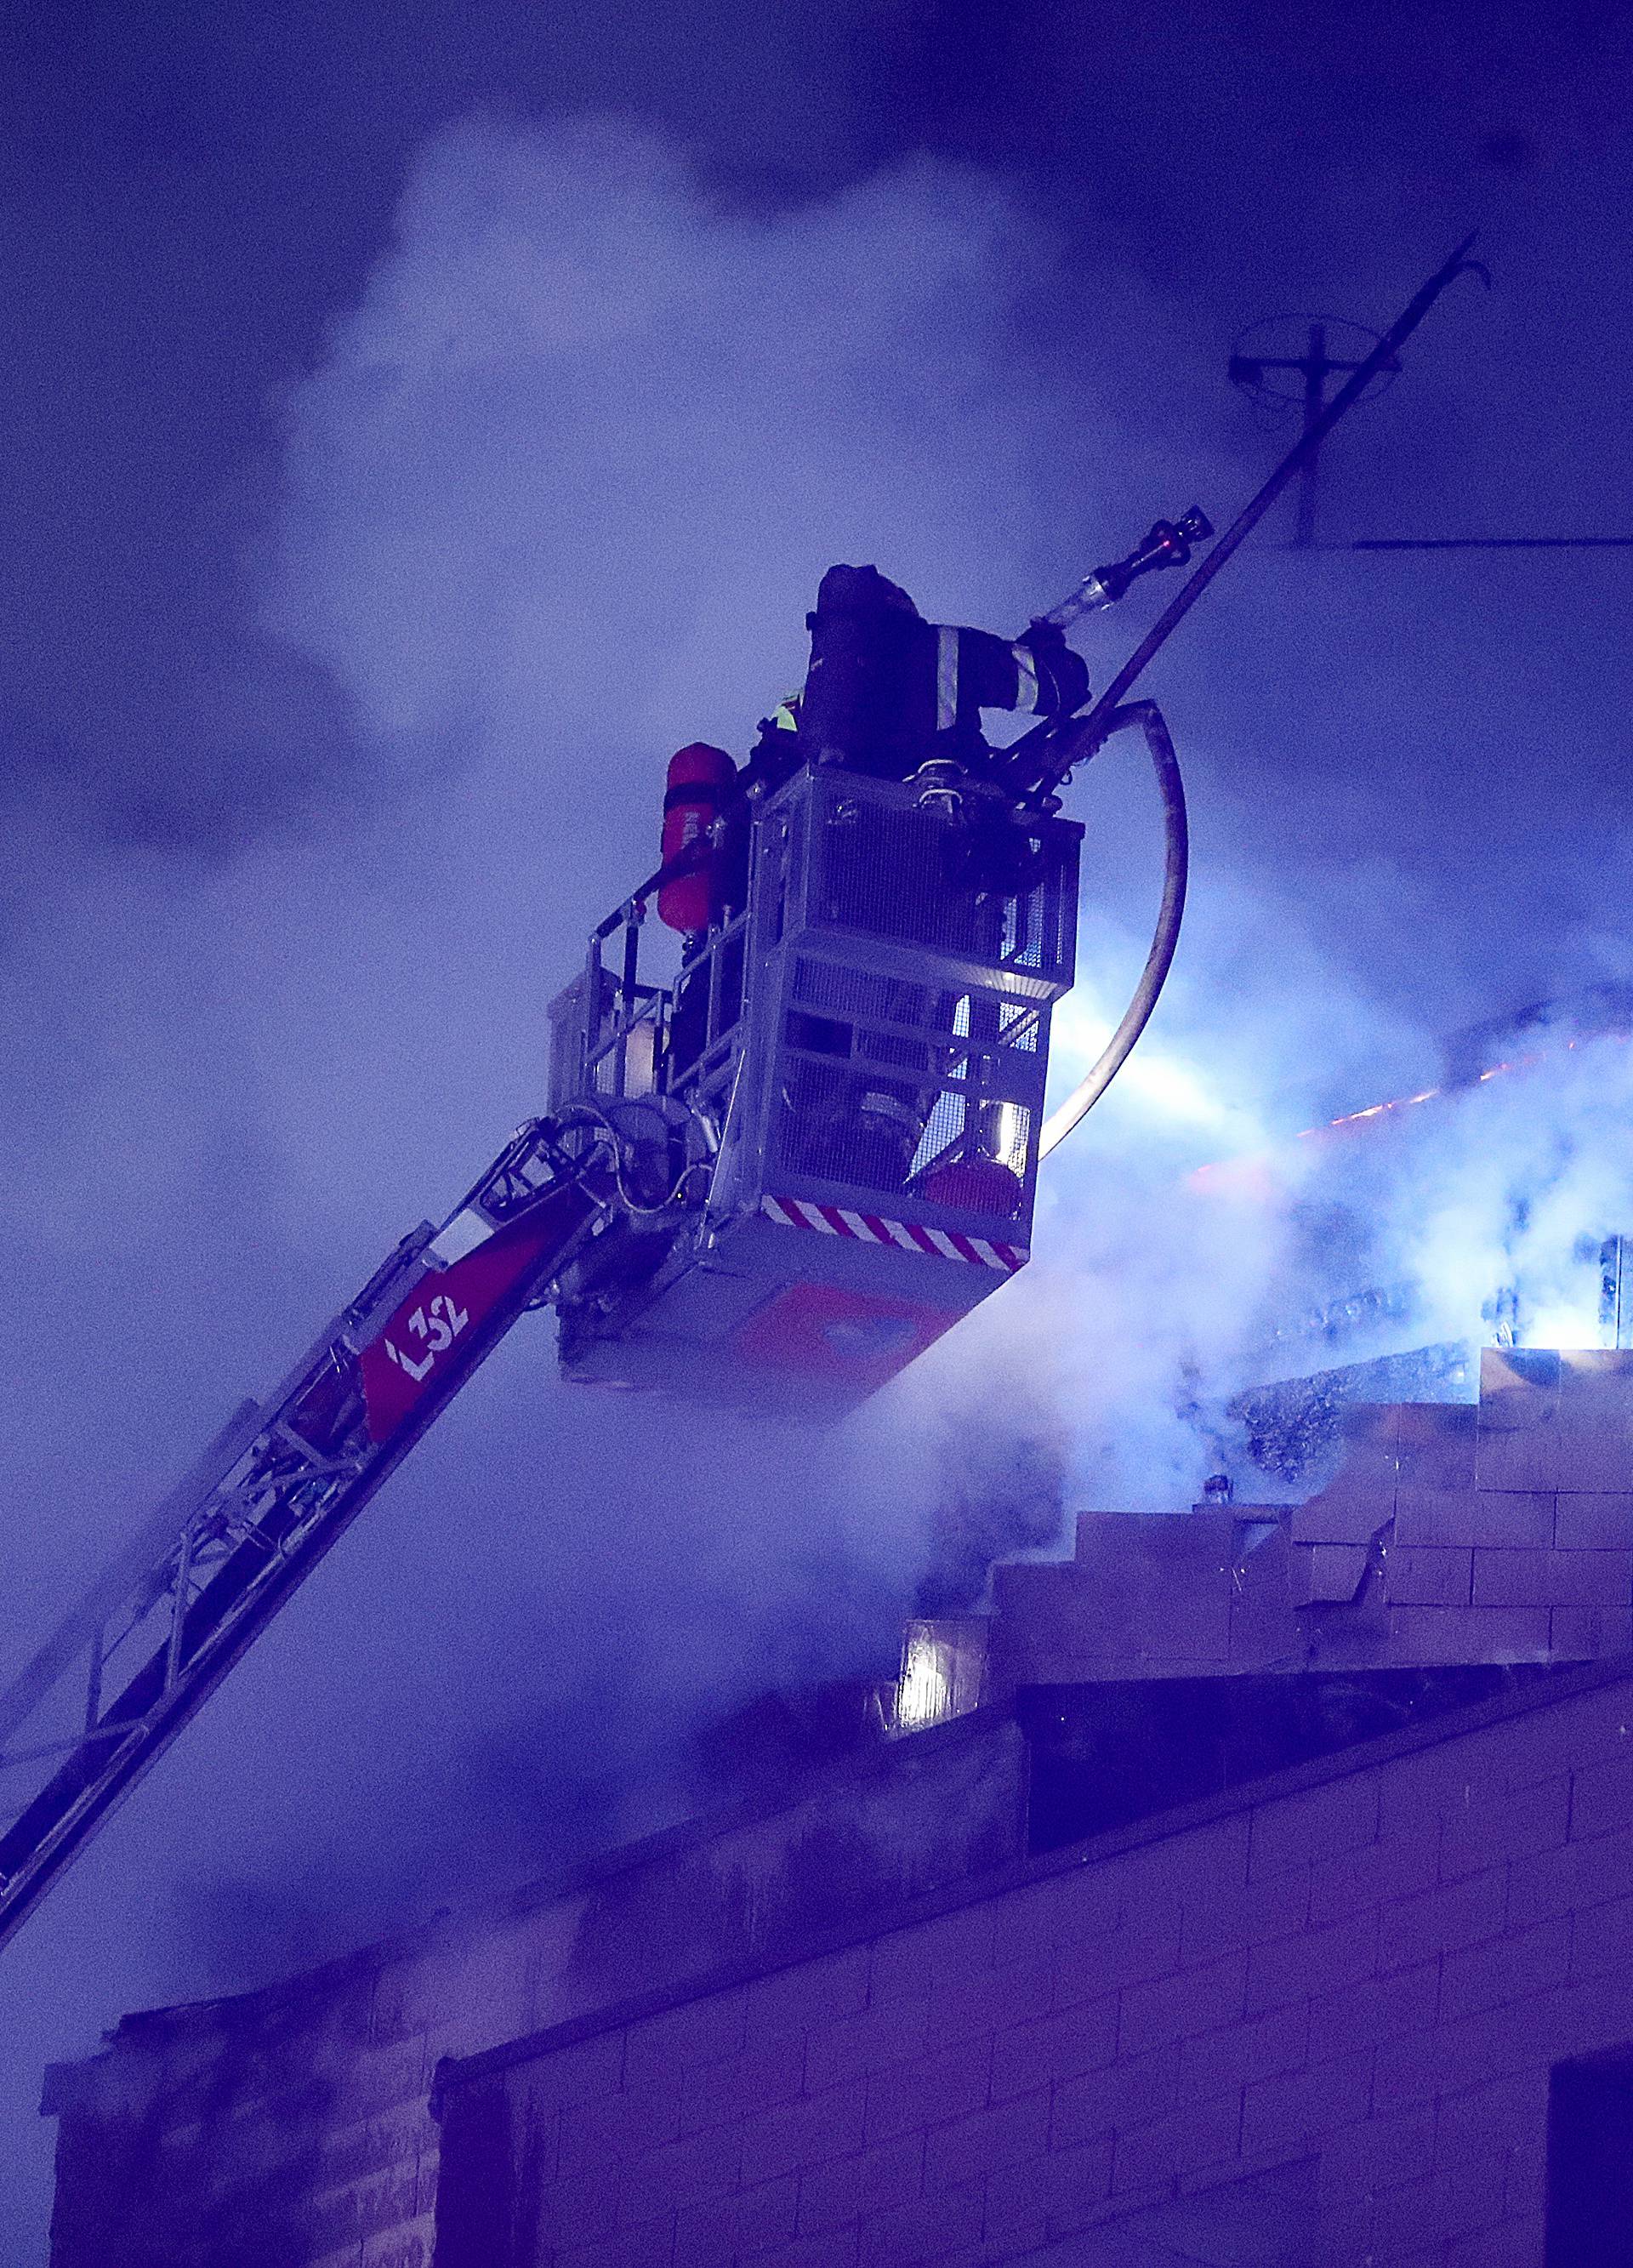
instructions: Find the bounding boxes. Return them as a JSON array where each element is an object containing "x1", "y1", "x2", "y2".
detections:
[{"x1": 3, "y1": 13, "x2": 1633, "y2": 2250}]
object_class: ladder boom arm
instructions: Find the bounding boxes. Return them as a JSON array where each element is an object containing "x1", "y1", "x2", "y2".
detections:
[{"x1": 0, "y1": 1120, "x2": 605, "y2": 1952}]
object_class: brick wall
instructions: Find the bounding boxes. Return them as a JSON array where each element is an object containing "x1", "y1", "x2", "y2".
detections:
[
  {"x1": 435, "y1": 1660, "x2": 1633, "y2": 2268},
  {"x1": 49, "y1": 1353, "x2": 1633, "y2": 2265},
  {"x1": 966, "y1": 1350, "x2": 1633, "y2": 1698},
  {"x1": 41, "y1": 1714, "x2": 1026, "y2": 2268}
]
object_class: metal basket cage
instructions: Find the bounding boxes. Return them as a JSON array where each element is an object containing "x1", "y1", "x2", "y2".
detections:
[
  {"x1": 549, "y1": 760, "x2": 1078, "y2": 1246},
  {"x1": 759, "y1": 769, "x2": 1080, "y2": 1003}
]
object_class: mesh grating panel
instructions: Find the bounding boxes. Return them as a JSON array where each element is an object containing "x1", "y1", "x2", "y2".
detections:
[
  {"x1": 793, "y1": 959, "x2": 933, "y2": 1024},
  {"x1": 908, "y1": 1095, "x2": 1031, "y2": 1182},
  {"x1": 809, "y1": 784, "x2": 1075, "y2": 992},
  {"x1": 774, "y1": 951, "x2": 1038, "y2": 1216},
  {"x1": 770, "y1": 1059, "x2": 1033, "y2": 1214},
  {"x1": 820, "y1": 801, "x2": 987, "y2": 956},
  {"x1": 793, "y1": 960, "x2": 1043, "y2": 1053}
]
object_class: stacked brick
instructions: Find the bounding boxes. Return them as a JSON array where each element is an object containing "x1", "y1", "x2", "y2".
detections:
[
  {"x1": 42, "y1": 1895, "x2": 550, "y2": 2268},
  {"x1": 1298, "y1": 1349, "x2": 1633, "y2": 1663},
  {"x1": 972, "y1": 1349, "x2": 1633, "y2": 1696},
  {"x1": 435, "y1": 1662, "x2": 1633, "y2": 2268},
  {"x1": 47, "y1": 1354, "x2": 1633, "y2": 2265}
]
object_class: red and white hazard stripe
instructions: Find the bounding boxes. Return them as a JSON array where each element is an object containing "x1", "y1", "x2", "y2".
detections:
[{"x1": 760, "y1": 1194, "x2": 1026, "y2": 1274}]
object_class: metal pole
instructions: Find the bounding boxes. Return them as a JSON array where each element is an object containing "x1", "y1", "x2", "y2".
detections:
[
  {"x1": 164, "y1": 1523, "x2": 196, "y2": 1693},
  {"x1": 1015, "y1": 233, "x2": 1488, "y2": 808},
  {"x1": 1354, "y1": 535, "x2": 1633, "y2": 550},
  {"x1": 83, "y1": 1626, "x2": 103, "y2": 1733},
  {"x1": 1295, "y1": 321, "x2": 1326, "y2": 549}
]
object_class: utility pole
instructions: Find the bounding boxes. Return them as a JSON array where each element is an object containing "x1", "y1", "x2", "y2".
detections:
[
  {"x1": 1224, "y1": 276, "x2": 1633, "y2": 560},
  {"x1": 1229, "y1": 322, "x2": 1399, "y2": 547}
]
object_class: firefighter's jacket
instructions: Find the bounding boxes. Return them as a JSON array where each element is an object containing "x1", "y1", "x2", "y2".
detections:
[{"x1": 798, "y1": 563, "x2": 1089, "y2": 778}]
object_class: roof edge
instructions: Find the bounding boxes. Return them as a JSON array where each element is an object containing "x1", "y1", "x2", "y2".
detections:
[{"x1": 434, "y1": 1650, "x2": 1633, "y2": 2110}]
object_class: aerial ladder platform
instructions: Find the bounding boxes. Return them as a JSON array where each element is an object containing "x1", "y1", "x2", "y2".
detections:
[
  {"x1": 0, "y1": 688, "x2": 1093, "y2": 1951},
  {"x1": 0, "y1": 235, "x2": 1483, "y2": 1954}
]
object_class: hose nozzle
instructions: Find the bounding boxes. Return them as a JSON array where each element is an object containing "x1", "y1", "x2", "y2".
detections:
[{"x1": 1040, "y1": 506, "x2": 1215, "y2": 629}]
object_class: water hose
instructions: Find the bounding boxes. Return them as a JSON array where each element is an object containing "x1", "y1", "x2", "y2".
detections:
[{"x1": 1038, "y1": 701, "x2": 1187, "y2": 1158}]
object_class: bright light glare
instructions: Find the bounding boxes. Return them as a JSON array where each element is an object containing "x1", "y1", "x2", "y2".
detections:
[
  {"x1": 895, "y1": 1629, "x2": 952, "y2": 1733},
  {"x1": 1518, "y1": 1307, "x2": 1606, "y2": 1352},
  {"x1": 1050, "y1": 995, "x2": 1260, "y2": 1145}
]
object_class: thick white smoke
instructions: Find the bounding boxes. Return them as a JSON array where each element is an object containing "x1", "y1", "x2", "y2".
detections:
[
  {"x1": 9, "y1": 112, "x2": 1625, "y2": 1918},
  {"x1": 0, "y1": 136, "x2": 1265, "y2": 2222},
  {"x1": 5, "y1": 119, "x2": 1148, "y2": 2248},
  {"x1": 3, "y1": 97, "x2": 1631, "y2": 2268},
  {"x1": 7, "y1": 69, "x2": 1632, "y2": 2266},
  {"x1": 15, "y1": 105, "x2": 1624, "y2": 1722},
  {"x1": 272, "y1": 116, "x2": 1078, "y2": 776},
  {"x1": 978, "y1": 967, "x2": 1633, "y2": 1519},
  {"x1": 256, "y1": 110, "x2": 1427, "y2": 1524},
  {"x1": 1373, "y1": 1029, "x2": 1633, "y2": 1351},
  {"x1": 898, "y1": 867, "x2": 1428, "y2": 1512},
  {"x1": 251, "y1": 110, "x2": 1266, "y2": 1531}
]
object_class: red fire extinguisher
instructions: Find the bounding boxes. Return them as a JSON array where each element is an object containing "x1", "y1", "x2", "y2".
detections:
[{"x1": 658, "y1": 744, "x2": 737, "y2": 933}]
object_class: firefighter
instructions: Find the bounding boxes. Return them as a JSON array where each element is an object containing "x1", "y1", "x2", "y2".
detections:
[
  {"x1": 777, "y1": 566, "x2": 1086, "y2": 1203},
  {"x1": 794, "y1": 562, "x2": 1089, "y2": 778},
  {"x1": 663, "y1": 570, "x2": 1084, "y2": 1204}
]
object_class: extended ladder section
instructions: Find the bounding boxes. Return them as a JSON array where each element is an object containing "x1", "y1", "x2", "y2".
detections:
[
  {"x1": 0, "y1": 1122, "x2": 605, "y2": 1952},
  {"x1": 0, "y1": 757, "x2": 1084, "y2": 1950}
]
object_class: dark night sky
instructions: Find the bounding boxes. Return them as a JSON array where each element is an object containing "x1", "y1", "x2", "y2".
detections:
[
  {"x1": 5, "y1": 2, "x2": 1631, "y2": 973},
  {"x1": 3, "y1": 2, "x2": 1632, "y2": 2251}
]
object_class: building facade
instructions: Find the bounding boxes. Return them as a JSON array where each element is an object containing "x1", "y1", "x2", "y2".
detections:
[
  {"x1": 43, "y1": 1349, "x2": 1633, "y2": 2265},
  {"x1": 434, "y1": 1657, "x2": 1633, "y2": 2268}
]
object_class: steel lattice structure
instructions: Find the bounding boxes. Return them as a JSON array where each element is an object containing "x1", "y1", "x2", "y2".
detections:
[{"x1": 0, "y1": 1121, "x2": 602, "y2": 1952}]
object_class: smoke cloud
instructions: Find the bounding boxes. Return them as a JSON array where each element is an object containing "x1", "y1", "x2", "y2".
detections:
[
  {"x1": 0, "y1": 115, "x2": 1192, "y2": 2251},
  {"x1": 1364, "y1": 1027, "x2": 1633, "y2": 1354},
  {"x1": 4, "y1": 96, "x2": 1633, "y2": 2263}
]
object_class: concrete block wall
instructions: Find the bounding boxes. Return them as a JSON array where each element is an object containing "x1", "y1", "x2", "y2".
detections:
[
  {"x1": 434, "y1": 1661, "x2": 1633, "y2": 2268},
  {"x1": 964, "y1": 1351, "x2": 1633, "y2": 1696},
  {"x1": 42, "y1": 1715, "x2": 1027, "y2": 2268}
]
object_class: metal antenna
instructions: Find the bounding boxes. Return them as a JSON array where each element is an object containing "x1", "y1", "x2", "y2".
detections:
[
  {"x1": 1353, "y1": 535, "x2": 1633, "y2": 551},
  {"x1": 1009, "y1": 233, "x2": 1489, "y2": 807},
  {"x1": 1230, "y1": 318, "x2": 1399, "y2": 547}
]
